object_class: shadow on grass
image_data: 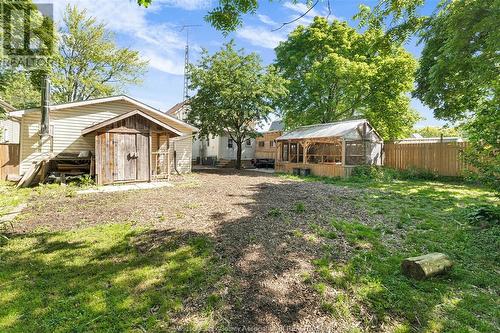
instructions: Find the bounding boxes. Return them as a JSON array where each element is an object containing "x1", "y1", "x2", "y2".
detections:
[
  {"x1": 207, "y1": 172, "x2": 497, "y2": 331},
  {"x1": 303, "y1": 179, "x2": 499, "y2": 332},
  {"x1": 1, "y1": 170, "x2": 498, "y2": 332},
  {"x1": 0, "y1": 225, "x2": 224, "y2": 332}
]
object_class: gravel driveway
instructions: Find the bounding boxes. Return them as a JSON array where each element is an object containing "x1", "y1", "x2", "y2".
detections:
[{"x1": 14, "y1": 168, "x2": 373, "y2": 331}]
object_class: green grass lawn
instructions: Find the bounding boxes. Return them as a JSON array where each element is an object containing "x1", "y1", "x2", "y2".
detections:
[
  {"x1": 282, "y1": 174, "x2": 499, "y2": 332},
  {"x1": 0, "y1": 223, "x2": 225, "y2": 332},
  {"x1": 0, "y1": 176, "x2": 498, "y2": 332},
  {"x1": 0, "y1": 182, "x2": 32, "y2": 216}
]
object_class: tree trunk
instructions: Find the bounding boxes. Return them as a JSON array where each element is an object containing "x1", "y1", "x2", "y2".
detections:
[
  {"x1": 401, "y1": 253, "x2": 453, "y2": 280},
  {"x1": 236, "y1": 140, "x2": 243, "y2": 169}
]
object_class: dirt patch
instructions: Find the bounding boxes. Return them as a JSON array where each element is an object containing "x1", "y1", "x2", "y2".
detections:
[{"x1": 13, "y1": 169, "x2": 375, "y2": 331}]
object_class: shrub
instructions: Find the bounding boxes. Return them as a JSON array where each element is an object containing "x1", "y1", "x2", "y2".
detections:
[
  {"x1": 397, "y1": 167, "x2": 439, "y2": 180},
  {"x1": 70, "y1": 174, "x2": 95, "y2": 187},
  {"x1": 294, "y1": 202, "x2": 306, "y2": 213},
  {"x1": 268, "y1": 208, "x2": 282, "y2": 217},
  {"x1": 462, "y1": 150, "x2": 500, "y2": 193},
  {"x1": 351, "y1": 165, "x2": 441, "y2": 182},
  {"x1": 466, "y1": 205, "x2": 500, "y2": 228},
  {"x1": 351, "y1": 165, "x2": 386, "y2": 180}
]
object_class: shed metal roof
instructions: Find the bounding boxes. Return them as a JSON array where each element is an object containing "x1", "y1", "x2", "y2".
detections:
[{"x1": 276, "y1": 119, "x2": 369, "y2": 141}]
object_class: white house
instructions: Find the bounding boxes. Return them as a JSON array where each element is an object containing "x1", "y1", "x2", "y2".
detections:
[
  {"x1": 166, "y1": 101, "x2": 256, "y2": 167},
  {"x1": 0, "y1": 99, "x2": 20, "y2": 144}
]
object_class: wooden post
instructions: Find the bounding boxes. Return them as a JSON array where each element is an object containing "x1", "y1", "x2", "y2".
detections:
[
  {"x1": 148, "y1": 129, "x2": 152, "y2": 182},
  {"x1": 95, "y1": 133, "x2": 102, "y2": 186},
  {"x1": 167, "y1": 134, "x2": 171, "y2": 180},
  {"x1": 341, "y1": 139, "x2": 346, "y2": 166},
  {"x1": 303, "y1": 142, "x2": 308, "y2": 165},
  {"x1": 288, "y1": 140, "x2": 291, "y2": 162}
]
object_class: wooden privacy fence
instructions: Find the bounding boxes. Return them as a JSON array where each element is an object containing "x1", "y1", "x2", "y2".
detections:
[
  {"x1": 384, "y1": 142, "x2": 469, "y2": 177},
  {"x1": 0, "y1": 143, "x2": 20, "y2": 180}
]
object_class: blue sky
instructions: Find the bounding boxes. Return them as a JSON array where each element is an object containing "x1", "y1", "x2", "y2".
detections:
[{"x1": 40, "y1": 0, "x2": 445, "y2": 128}]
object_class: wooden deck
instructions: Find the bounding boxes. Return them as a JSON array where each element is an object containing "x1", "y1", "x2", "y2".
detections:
[{"x1": 275, "y1": 162, "x2": 354, "y2": 178}]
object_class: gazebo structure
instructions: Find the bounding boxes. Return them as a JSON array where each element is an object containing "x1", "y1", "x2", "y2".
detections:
[{"x1": 275, "y1": 119, "x2": 383, "y2": 178}]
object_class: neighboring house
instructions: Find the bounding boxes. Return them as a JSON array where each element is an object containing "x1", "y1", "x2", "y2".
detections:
[
  {"x1": 166, "y1": 101, "x2": 256, "y2": 166},
  {"x1": 255, "y1": 119, "x2": 283, "y2": 162},
  {"x1": 0, "y1": 99, "x2": 20, "y2": 144},
  {"x1": 275, "y1": 119, "x2": 383, "y2": 178},
  {"x1": 268, "y1": 119, "x2": 284, "y2": 132},
  {"x1": 8, "y1": 95, "x2": 197, "y2": 185}
]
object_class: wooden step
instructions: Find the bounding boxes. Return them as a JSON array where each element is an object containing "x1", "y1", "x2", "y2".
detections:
[{"x1": 216, "y1": 160, "x2": 234, "y2": 168}]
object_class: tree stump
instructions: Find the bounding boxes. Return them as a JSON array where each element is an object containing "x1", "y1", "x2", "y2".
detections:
[{"x1": 401, "y1": 253, "x2": 453, "y2": 280}]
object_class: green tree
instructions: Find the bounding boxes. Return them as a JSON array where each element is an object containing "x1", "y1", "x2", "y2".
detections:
[
  {"x1": 415, "y1": 126, "x2": 461, "y2": 138},
  {"x1": 51, "y1": 5, "x2": 148, "y2": 103},
  {"x1": 275, "y1": 17, "x2": 419, "y2": 139},
  {"x1": 413, "y1": 0, "x2": 499, "y2": 189},
  {"x1": 414, "y1": 0, "x2": 498, "y2": 121},
  {"x1": 188, "y1": 42, "x2": 287, "y2": 169},
  {"x1": 137, "y1": 0, "x2": 259, "y2": 32},
  {"x1": 355, "y1": 0, "x2": 427, "y2": 42},
  {"x1": 0, "y1": 71, "x2": 40, "y2": 109},
  {"x1": 0, "y1": 0, "x2": 54, "y2": 113}
]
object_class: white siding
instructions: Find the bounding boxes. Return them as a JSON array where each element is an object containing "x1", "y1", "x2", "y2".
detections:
[
  {"x1": 192, "y1": 134, "x2": 256, "y2": 161},
  {"x1": 0, "y1": 119, "x2": 20, "y2": 143},
  {"x1": 19, "y1": 100, "x2": 193, "y2": 174},
  {"x1": 192, "y1": 134, "x2": 219, "y2": 160},
  {"x1": 218, "y1": 136, "x2": 256, "y2": 160},
  {"x1": 170, "y1": 135, "x2": 192, "y2": 173}
]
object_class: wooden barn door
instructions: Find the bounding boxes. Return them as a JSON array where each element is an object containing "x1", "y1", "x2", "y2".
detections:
[
  {"x1": 113, "y1": 133, "x2": 136, "y2": 182},
  {"x1": 112, "y1": 133, "x2": 150, "y2": 183},
  {"x1": 136, "y1": 133, "x2": 150, "y2": 181}
]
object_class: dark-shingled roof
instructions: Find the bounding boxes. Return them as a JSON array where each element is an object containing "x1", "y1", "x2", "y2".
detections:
[{"x1": 268, "y1": 120, "x2": 284, "y2": 132}]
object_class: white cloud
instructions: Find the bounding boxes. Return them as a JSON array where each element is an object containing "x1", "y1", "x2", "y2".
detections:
[
  {"x1": 238, "y1": 1, "x2": 343, "y2": 49},
  {"x1": 35, "y1": 0, "x2": 190, "y2": 75},
  {"x1": 143, "y1": 50, "x2": 185, "y2": 75},
  {"x1": 257, "y1": 14, "x2": 277, "y2": 26},
  {"x1": 282, "y1": 2, "x2": 342, "y2": 26},
  {"x1": 283, "y1": 2, "x2": 321, "y2": 17},
  {"x1": 157, "y1": 0, "x2": 212, "y2": 11},
  {"x1": 236, "y1": 26, "x2": 286, "y2": 49}
]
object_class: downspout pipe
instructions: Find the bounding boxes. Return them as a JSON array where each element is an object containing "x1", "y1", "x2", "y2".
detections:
[
  {"x1": 40, "y1": 75, "x2": 50, "y2": 137},
  {"x1": 173, "y1": 141, "x2": 180, "y2": 175}
]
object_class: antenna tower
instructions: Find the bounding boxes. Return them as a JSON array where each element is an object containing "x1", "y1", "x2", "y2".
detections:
[{"x1": 179, "y1": 24, "x2": 200, "y2": 101}]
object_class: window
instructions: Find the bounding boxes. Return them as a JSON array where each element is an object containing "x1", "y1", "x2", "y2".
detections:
[
  {"x1": 290, "y1": 143, "x2": 298, "y2": 162},
  {"x1": 258, "y1": 141, "x2": 265, "y2": 148},
  {"x1": 228, "y1": 138, "x2": 233, "y2": 148},
  {"x1": 306, "y1": 143, "x2": 342, "y2": 164},
  {"x1": 286, "y1": 142, "x2": 304, "y2": 163},
  {"x1": 246, "y1": 138, "x2": 252, "y2": 146},
  {"x1": 270, "y1": 140, "x2": 276, "y2": 148},
  {"x1": 345, "y1": 141, "x2": 366, "y2": 165},
  {"x1": 282, "y1": 143, "x2": 289, "y2": 161}
]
